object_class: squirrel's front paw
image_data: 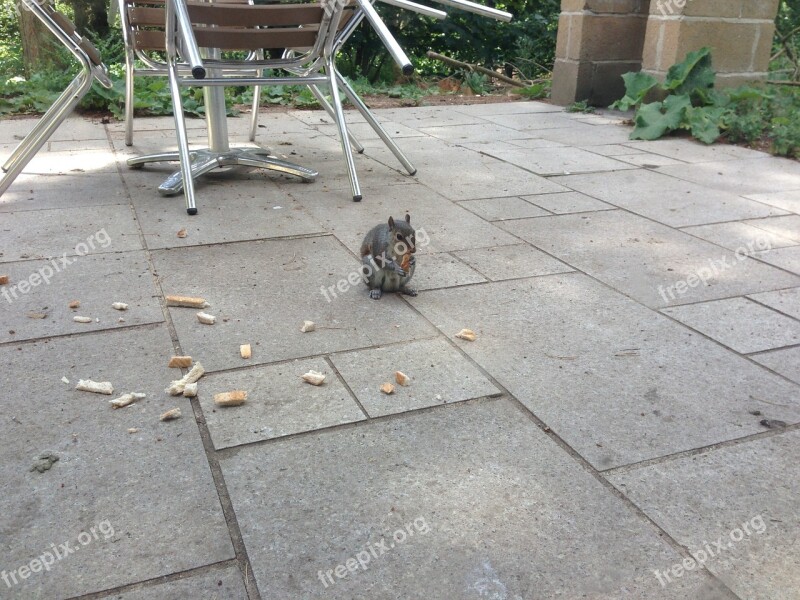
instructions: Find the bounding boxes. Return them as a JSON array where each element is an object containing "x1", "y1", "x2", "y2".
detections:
[
  {"x1": 369, "y1": 289, "x2": 383, "y2": 300},
  {"x1": 401, "y1": 287, "x2": 418, "y2": 297}
]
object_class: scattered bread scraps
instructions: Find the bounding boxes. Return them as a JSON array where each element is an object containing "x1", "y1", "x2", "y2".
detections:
[
  {"x1": 112, "y1": 302, "x2": 128, "y2": 311},
  {"x1": 76, "y1": 380, "x2": 114, "y2": 395},
  {"x1": 177, "y1": 228, "x2": 187, "y2": 238},
  {"x1": 183, "y1": 382, "x2": 198, "y2": 397},
  {"x1": 127, "y1": 428, "x2": 139, "y2": 434},
  {"x1": 214, "y1": 390, "x2": 247, "y2": 406},
  {"x1": 73, "y1": 316, "x2": 93, "y2": 323},
  {"x1": 109, "y1": 392, "x2": 146, "y2": 409},
  {"x1": 302, "y1": 370, "x2": 325, "y2": 386},
  {"x1": 68, "y1": 300, "x2": 80, "y2": 309},
  {"x1": 395, "y1": 371, "x2": 410, "y2": 386},
  {"x1": 61, "y1": 376, "x2": 70, "y2": 384},
  {"x1": 160, "y1": 408, "x2": 181, "y2": 421},
  {"x1": 380, "y1": 382, "x2": 395, "y2": 395},
  {"x1": 27, "y1": 312, "x2": 47, "y2": 319},
  {"x1": 166, "y1": 295, "x2": 208, "y2": 308},
  {"x1": 196, "y1": 312, "x2": 216, "y2": 325},
  {"x1": 0, "y1": 275, "x2": 8, "y2": 285},
  {"x1": 455, "y1": 328, "x2": 477, "y2": 342},
  {"x1": 240, "y1": 344, "x2": 252, "y2": 359},
  {"x1": 300, "y1": 320, "x2": 316, "y2": 333},
  {"x1": 166, "y1": 362, "x2": 205, "y2": 396},
  {"x1": 168, "y1": 356, "x2": 192, "y2": 368}
]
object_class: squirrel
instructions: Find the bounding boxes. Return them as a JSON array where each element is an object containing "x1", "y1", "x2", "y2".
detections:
[{"x1": 360, "y1": 214, "x2": 418, "y2": 300}]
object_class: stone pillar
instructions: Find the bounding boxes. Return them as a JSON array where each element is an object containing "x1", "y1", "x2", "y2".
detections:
[
  {"x1": 641, "y1": 0, "x2": 779, "y2": 87},
  {"x1": 551, "y1": 0, "x2": 651, "y2": 106}
]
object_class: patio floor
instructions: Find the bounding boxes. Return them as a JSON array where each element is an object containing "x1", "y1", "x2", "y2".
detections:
[{"x1": 0, "y1": 100, "x2": 799, "y2": 600}]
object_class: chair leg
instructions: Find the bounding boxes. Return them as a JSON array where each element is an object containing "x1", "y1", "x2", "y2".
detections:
[
  {"x1": 335, "y1": 70, "x2": 416, "y2": 175},
  {"x1": 167, "y1": 64, "x2": 198, "y2": 214},
  {"x1": 0, "y1": 73, "x2": 91, "y2": 196},
  {"x1": 249, "y1": 84, "x2": 260, "y2": 142},
  {"x1": 306, "y1": 84, "x2": 364, "y2": 153},
  {"x1": 325, "y1": 56, "x2": 361, "y2": 202},
  {"x1": 124, "y1": 49, "x2": 135, "y2": 146}
]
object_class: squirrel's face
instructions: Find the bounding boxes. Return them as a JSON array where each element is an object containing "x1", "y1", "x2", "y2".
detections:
[{"x1": 388, "y1": 214, "x2": 416, "y2": 257}]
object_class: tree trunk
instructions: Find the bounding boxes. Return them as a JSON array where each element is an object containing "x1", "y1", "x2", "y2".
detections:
[
  {"x1": 18, "y1": 5, "x2": 51, "y2": 77},
  {"x1": 69, "y1": 0, "x2": 110, "y2": 37}
]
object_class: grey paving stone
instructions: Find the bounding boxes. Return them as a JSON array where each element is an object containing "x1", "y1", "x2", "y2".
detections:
[
  {"x1": 612, "y1": 153, "x2": 686, "y2": 167},
  {"x1": 458, "y1": 196, "x2": 551, "y2": 221},
  {"x1": 315, "y1": 119, "x2": 426, "y2": 140},
  {"x1": 451, "y1": 100, "x2": 564, "y2": 115},
  {"x1": 744, "y1": 190, "x2": 800, "y2": 214},
  {"x1": 453, "y1": 244, "x2": 574, "y2": 281},
  {"x1": 127, "y1": 176, "x2": 326, "y2": 249},
  {"x1": 501, "y1": 211, "x2": 800, "y2": 309},
  {"x1": 418, "y1": 122, "x2": 526, "y2": 144},
  {"x1": 623, "y1": 139, "x2": 768, "y2": 162},
  {"x1": 753, "y1": 246, "x2": 800, "y2": 274},
  {"x1": 522, "y1": 191, "x2": 615, "y2": 214},
  {"x1": 293, "y1": 183, "x2": 521, "y2": 255},
  {"x1": 7, "y1": 146, "x2": 119, "y2": 176},
  {"x1": 0, "y1": 204, "x2": 143, "y2": 263},
  {"x1": 410, "y1": 253, "x2": 486, "y2": 291},
  {"x1": 330, "y1": 339, "x2": 499, "y2": 417},
  {"x1": 657, "y1": 158, "x2": 800, "y2": 195},
  {"x1": 662, "y1": 297, "x2": 800, "y2": 354},
  {"x1": 220, "y1": 398, "x2": 727, "y2": 599},
  {"x1": 504, "y1": 137, "x2": 568, "y2": 149},
  {"x1": 0, "y1": 326, "x2": 234, "y2": 599},
  {"x1": 151, "y1": 236, "x2": 436, "y2": 372},
  {"x1": 580, "y1": 144, "x2": 648, "y2": 157},
  {"x1": 681, "y1": 221, "x2": 798, "y2": 252},
  {"x1": 115, "y1": 565, "x2": 248, "y2": 600},
  {"x1": 370, "y1": 105, "x2": 489, "y2": 128},
  {"x1": 361, "y1": 136, "x2": 568, "y2": 201},
  {"x1": 409, "y1": 274, "x2": 800, "y2": 469},
  {"x1": 608, "y1": 431, "x2": 800, "y2": 600},
  {"x1": 198, "y1": 358, "x2": 366, "y2": 449},
  {"x1": 744, "y1": 214, "x2": 800, "y2": 244},
  {"x1": 748, "y1": 286, "x2": 800, "y2": 320},
  {"x1": 461, "y1": 142, "x2": 634, "y2": 176},
  {"x1": 751, "y1": 346, "x2": 800, "y2": 383},
  {"x1": 552, "y1": 170, "x2": 787, "y2": 228},
  {"x1": 0, "y1": 251, "x2": 163, "y2": 344},
  {"x1": 0, "y1": 172, "x2": 129, "y2": 213},
  {"x1": 537, "y1": 124, "x2": 638, "y2": 146},
  {"x1": 480, "y1": 112, "x2": 584, "y2": 131},
  {"x1": 0, "y1": 116, "x2": 108, "y2": 144}
]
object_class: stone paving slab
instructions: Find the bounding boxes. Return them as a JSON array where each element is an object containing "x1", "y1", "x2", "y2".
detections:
[
  {"x1": 552, "y1": 170, "x2": 787, "y2": 228},
  {"x1": 501, "y1": 210, "x2": 800, "y2": 308},
  {"x1": 198, "y1": 358, "x2": 366, "y2": 449},
  {"x1": 329, "y1": 339, "x2": 500, "y2": 417},
  {"x1": 661, "y1": 297, "x2": 800, "y2": 354},
  {"x1": 0, "y1": 250, "x2": 163, "y2": 344},
  {"x1": 536, "y1": 123, "x2": 637, "y2": 146},
  {"x1": 418, "y1": 122, "x2": 529, "y2": 144},
  {"x1": 521, "y1": 190, "x2": 616, "y2": 214},
  {"x1": 744, "y1": 190, "x2": 800, "y2": 214},
  {"x1": 461, "y1": 141, "x2": 635, "y2": 176},
  {"x1": 292, "y1": 182, "x2": 521, "y2": 255},
  {"x1": 219, "y1": 398, "x2": 726, "y2": 599},
  {"x1": 4, "y1": 147, "x2": 119, "y2": 176},
  {"x1": 0, "y1": 326, "x2": 234, "y2": 599},
  {"x1": 0, "y1": 172, "x2": 129, "y2": 213},
  {"x1": 452, "y1": 243, "x2": 574, "y2": 281},
  {"x1": 151, "y1": 236, "x2": 437, "y2": 373},
  {"x1": 753, "y1": 246, "x2": 800, "y2": 275},
  {"x1": 479, "y1": 111, "x2": 586, "y2": 131},
  {"x1": 457, "y1": 196, "x2": 551, "y2": 221},
  {"x1": 751, "y1": 347, "x2": 800, "y2": 384},
  {"x1": 361, "y1": 136, "x2": 568, "y2": 200},
  {"x1": 115, "y1": 565, "x2": 248, "y2": 600},
  {"x1": 0, "y1": 116, "x2": 108, "y2": 144},
  {"x1": 504, "y1": 137, "x2": 568, "y2": 149},
  {"x1": 612, "y1": 153, "x2": 686, "y2": 167},
  {"x1": 409, "y1": 274, "x2": 800, "y2": 469},
  {"x1": 608, "y1": 430, "x2": 800, "y2": 600},
  {"x1": 409, "y1": 252, "x2": 486, "y2": 291},
  {"x1": 680, "y1": 221, "x2": 799, "y2": 252},
  {"x1": 622, "y1": 139, "x2": 769, "y2": 163},
  {"x1": 451, "y1": 101, "x2": 565, "y2": 115},
  {"x1": 748, "y1": 286, "x2": 800, "y2": 320},
  {"x1": 657, "y1": 158, "x2": 800, "y2": 195},
  {"x1": 743, "y1": 214, "x2": 800, "y2": 244},
  {"x1": 370, "y1": 106, "x2": 490, "y2": 128}
]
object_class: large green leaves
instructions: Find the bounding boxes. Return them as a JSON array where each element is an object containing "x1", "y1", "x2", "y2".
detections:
[
  {"x1": 611, "y1": 71, "x2": 659, "y2": 111},
  {"x1": 631, "y1": 94, "x2": 691, "y2": 140},
  {"x1": 664, "y1": 47, "x2": 715, "y2": 96},
  {"x1": 685, "y1": 106, "x2": 728, "y2": 144}
]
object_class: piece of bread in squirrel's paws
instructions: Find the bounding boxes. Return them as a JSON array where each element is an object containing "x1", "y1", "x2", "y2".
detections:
[
  {"x1": 401, "y1": 253, "x2": 412, "y2": 271},
  {"x1": 455, "y1": 328, "x2": 477, "y2": 341},
  {"x1": 302, "y1": 370, "x2": 325, "y2": 386},
  {"x1": 380, "y1": 382, "x2": 395, "y2": 394}
]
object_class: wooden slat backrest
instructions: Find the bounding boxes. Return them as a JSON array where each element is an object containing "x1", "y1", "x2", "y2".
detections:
[{"x1": 37, "y1": 1, "x2": 104, "y2": 66}]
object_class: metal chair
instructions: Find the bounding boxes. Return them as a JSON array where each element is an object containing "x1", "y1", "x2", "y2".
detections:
[
  {"x1": 117, "y1": 0, "x2": 263, "y2": 146},
  {"x1": 0, "y1": 0, "x2": 113, "y2": 197}
]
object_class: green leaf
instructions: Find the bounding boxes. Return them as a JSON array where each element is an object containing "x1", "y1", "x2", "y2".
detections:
[
  {"x1": 611, "y1": 71, "x2": 659, "y2": 111},
  {"x1": 686, "y1": 105, "x2": 728, "y2": 144},
  {"x1": 664, "y1": 47, "x2": 715, "y2": 96},
  {"x1": 630, "y1": 94, "x2": 691, "y2": 141}
]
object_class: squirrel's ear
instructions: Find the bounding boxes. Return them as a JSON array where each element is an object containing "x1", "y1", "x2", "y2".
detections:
[
  {"x1": 405, "y1": 213, "x2": 411, "y2": 224},
  {"x1": 388, "y1": 216, "x2": 395, "y2": 229}
]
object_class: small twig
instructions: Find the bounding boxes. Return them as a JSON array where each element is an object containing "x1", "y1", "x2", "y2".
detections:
[
  {"x1": 426, "y1": 51, "x2": 531, "y2": 88},
  {"x1": 766, "y1": 80, "x2": 800, "y2": 86}
]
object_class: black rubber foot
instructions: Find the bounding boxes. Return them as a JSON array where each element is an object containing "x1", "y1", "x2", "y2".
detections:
[
  {"x1": 402, "y1": 64, "x2": 414, "y2": 76},
  {"x1": 192, "y1": 66, "x2": 206, "y2": 80},
  {"x1": 409, "y1": 169, "x2": 417, "y2": 176},
  {"x1": 187, "y1": 207, "x2": 198, "y2": 215},
  {"x1": 353, "y1": 195, "x2": 362, "y2": 202},
  {"x1": 357, "y1": 148, "x2": 365, "y2": 154}
]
